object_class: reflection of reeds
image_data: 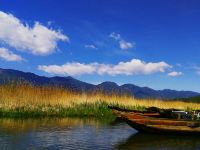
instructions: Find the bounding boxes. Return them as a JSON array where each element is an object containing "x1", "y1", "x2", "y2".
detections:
[
  {"x1": 0, "y1": 118, "x2": 102, "y2": 133},
  {"x1": 0, "y1": 83, "x2": 200, "y2": 118}
]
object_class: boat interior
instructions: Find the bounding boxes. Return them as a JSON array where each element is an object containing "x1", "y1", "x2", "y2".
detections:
[{"x1": 110, "y1": 106, "x2": 200, "y2": 121}]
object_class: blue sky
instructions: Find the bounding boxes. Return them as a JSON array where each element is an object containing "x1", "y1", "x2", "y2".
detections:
[{"x1": 0, "y1": 0, "x2": 200, "y2": 92}]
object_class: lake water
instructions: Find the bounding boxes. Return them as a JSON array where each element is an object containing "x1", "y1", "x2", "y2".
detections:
[{"x1": 0, "y1": 118, "x2": 200, "y2": 150}]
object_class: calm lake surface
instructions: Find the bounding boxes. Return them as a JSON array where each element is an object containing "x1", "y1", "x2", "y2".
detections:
[{"x1": 0, "y1": 118, "x2": 200, "y2": 150}]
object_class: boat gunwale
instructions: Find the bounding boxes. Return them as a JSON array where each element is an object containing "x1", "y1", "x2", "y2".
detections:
[{"x1": 113, "y1": 109, "x2": 200, "y2": 123}]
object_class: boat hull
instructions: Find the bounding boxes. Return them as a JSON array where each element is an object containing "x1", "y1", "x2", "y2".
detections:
[
  {"x1": 112, "y1": 108, "x2": 200, "y2": 135},
  {"x1": 125, "y1": 119, "x2": 200, "y2": 135}
]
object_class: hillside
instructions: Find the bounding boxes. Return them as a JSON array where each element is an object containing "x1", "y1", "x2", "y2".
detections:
[{"x1": 0, "y1": 68, "x2": 199, "y2": 99}]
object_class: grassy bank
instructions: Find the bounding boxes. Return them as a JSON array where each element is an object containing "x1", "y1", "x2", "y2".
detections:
[
  {"x1": 0, "y1": 102, "x2": 114, "y2": 119},
  {"x1": 0, "y1": 83, "x2": 200, "y2": 118}
]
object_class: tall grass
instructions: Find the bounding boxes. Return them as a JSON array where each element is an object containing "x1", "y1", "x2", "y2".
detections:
[{"x1": 0, "y1": 83, "x2": 200, "y2": 118}]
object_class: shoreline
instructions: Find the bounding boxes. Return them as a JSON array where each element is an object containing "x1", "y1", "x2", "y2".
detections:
[{"x1": 0, "y1": 102, "x2": 117, "y2": 120}]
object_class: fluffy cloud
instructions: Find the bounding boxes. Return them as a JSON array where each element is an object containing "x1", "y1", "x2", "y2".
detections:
[
  {"x1": 168, "y1": 71, "x2": 183, "y2": 77},
  {"x1": 109, "y1": 32, "x2": 134, "y2": 50},
  {"x1": 0, "y1": 47, "x2": 23, "y2": 62},
  {"x1": 38, "y1": 63, "x2": 96, "y2": 76},
  {"x1": 0, "y1": 11, "x2": 69, "y2": 55},
  {"x1": 84, "y1": 44, "x2": 97, "y2": 49},
  {"x1": 38, "y1": 59, "x2": 171, "y2": 76}
]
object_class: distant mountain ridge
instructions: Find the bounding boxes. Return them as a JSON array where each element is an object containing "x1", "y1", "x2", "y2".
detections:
[{"x1": 0, "y1": 68, "x2": 199, "y2": 100}]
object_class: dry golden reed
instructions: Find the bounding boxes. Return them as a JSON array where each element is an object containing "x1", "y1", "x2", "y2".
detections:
[{"x1": 0, "y1": 83, "x2": 199, "y2": 111}]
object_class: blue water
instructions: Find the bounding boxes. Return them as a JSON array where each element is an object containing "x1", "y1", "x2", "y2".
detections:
[{"x1": 0, "y1": 118, "x2": 199, "y2": 150}]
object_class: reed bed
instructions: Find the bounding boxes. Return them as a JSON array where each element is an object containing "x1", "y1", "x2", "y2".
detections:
[{"x1": 0, "y1": 83, "x2": 199, "y2": 118}]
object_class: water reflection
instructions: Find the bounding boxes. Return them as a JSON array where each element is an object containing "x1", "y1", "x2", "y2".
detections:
[
  {"x1": 0, "y1": 118, "x2": 134, "y2": 150},
  {"x1": 0, "y1": 118, "x2": 104, "y2": 133},
  {"x1": 115, "y1": 133, "x2": 200, "y2": 150},
  {"x1": 0, "y1": 118, "x2": 199, "y2": 150}
]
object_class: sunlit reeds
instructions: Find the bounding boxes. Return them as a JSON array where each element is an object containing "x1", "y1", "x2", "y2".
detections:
[{"x1": 0, "y1": 83, "x2": 199, "y2": 118}]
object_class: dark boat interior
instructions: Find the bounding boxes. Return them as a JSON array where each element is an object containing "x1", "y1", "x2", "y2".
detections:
[{"x1": 109, "y1": 106, "x2": 200, "y2": 121}]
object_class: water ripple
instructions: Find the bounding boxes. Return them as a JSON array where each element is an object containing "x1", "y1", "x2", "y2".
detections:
[{"x1": 0, "y1": 118, "x2": 199, "y2": 150}]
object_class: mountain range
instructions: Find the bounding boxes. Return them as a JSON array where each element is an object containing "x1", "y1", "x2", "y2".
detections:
[{"x1": 0, "y1": 68, "x2": 199, "y2": 100}]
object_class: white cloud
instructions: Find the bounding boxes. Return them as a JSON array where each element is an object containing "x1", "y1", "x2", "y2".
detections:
[
  {"x1": 84, "y1": 44, "x2": 97, "y2": 49},
  {"x1": 109, "y1": 32, "x2": 121, "y2": 40},
  {"x1": 38, "y1": 59, "x2": 171, "y2": 76},
  {"x1": 119, "y1": 40, "x2": 134, "y2": 50},
  {"x1": 168, "y1": 71, "x2": 183, "y2": 77},
  {"x1": 0, "y1": 11, "x2": 69, "y2": 55},
  {"x1": 0, "y1": 47, "x2": 23, "y2": 62},
  {"x1": 109, "y1": 32, "x2": 134, "y2": 50},
  {"x1": 38, "y1": 63, "x2": 96, "y2": 76}
]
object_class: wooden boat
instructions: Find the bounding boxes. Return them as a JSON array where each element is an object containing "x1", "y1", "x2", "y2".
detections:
[{"x1": 110, "y1": 107, "x2": 200, "y2": 135}]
